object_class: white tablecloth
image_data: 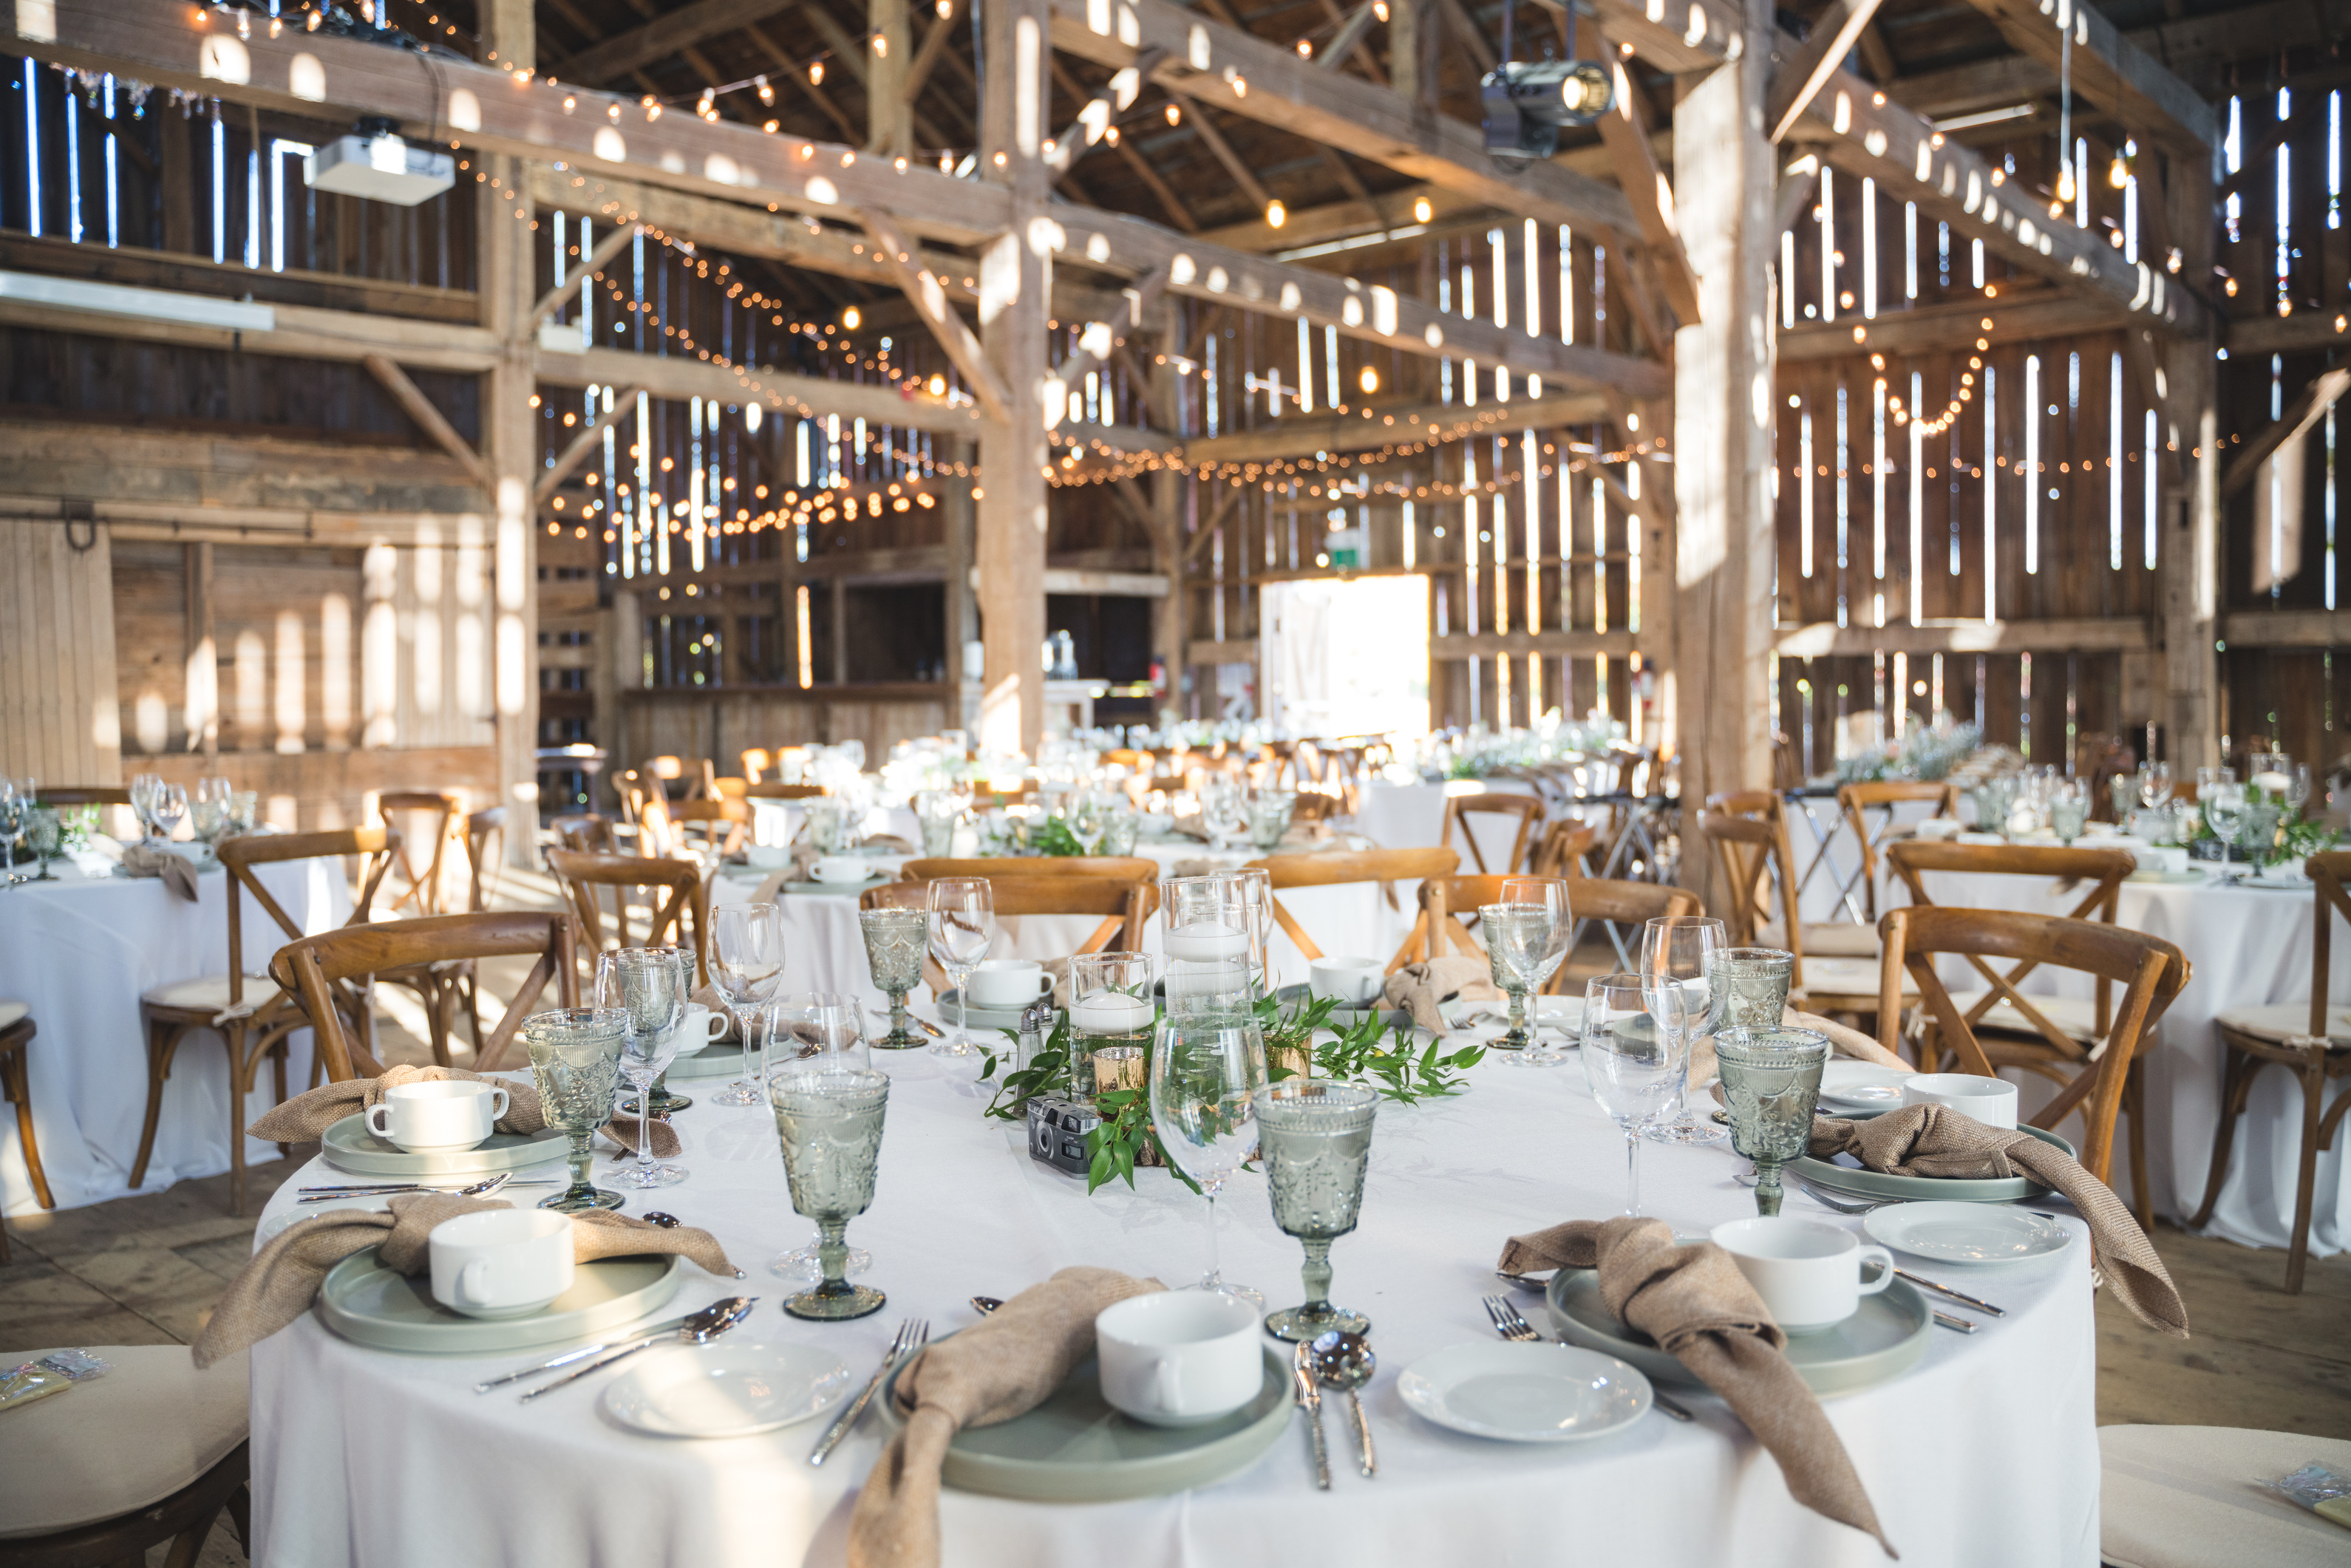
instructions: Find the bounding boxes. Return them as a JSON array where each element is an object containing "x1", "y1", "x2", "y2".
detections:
[
  {"x1": 0, "y1": 859, "x2": 351, "y2": 1215},
  {"x1": 247, "y1": 1027, "x2": 2101, "y2": 1568},
  {"x1": 1915, "y1": 867, "x2": 2351, "y2": 1256}
]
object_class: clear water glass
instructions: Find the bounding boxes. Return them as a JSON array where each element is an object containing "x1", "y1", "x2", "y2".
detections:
[
  {"x1": 1707, "y1": 947, "x2": 1794, "y2": 1031},
  {"x1": 766, "y1": 995, "x2": 874, "y2": 1284},
  {"x1": 1162, "y1": 875, "x2": 1256, "y2": 1011},
  {"x1": 1100, "y1": 807, "x2": 1140, "y2": 856},
  {"x1": 1488, "y1": 875, "x2": 1573, "y2": 1063},
  {"x1": 596, "y1": 947, "x2": 690, "y2": 1189},
  {"x1": 1639, "y1": 915, "x2": 1727, "y2": 1145},
  {"x1": 927, "y1": 877, "x2": 995, "y2": 1057},
  {"x1": 858, "y1": 907, "x2": 928, "y2": 1050},
  {"x1": 1149, "y1": 1010, "x2": 1268, "y2": 1306},
  {"x1": 913, "y1": 790, "x2": 959, "y2": 856},
  {"x1": 523, "y1": 1008, "x2": 630, "y2": 1213},
  {"x1": 805, "y1": 798, "x2": 848, "y2": 853},
  {"x1": 1214, "y1": 866, "x2": 1276, "y2": 996},
  {"x1": 229, "y1": 790, "x2": 259, "y2": 834},
  {"x1": 2140, "y1": 762, "x2": 2174, "y2": 811},
  {"x1": 150, "y1": 783, "x2": 186, "y2": 843},
  {"x1": 769, "y1": 1064, "x2": 890, "y2": 1320},
  {"x1": 709, "y1": 902, "x2": 784, "y2": 1106},
  {"x1": 1254, "y1": 1080, "x2": 1377, "y2": 1342},
  {"x1": 1246, "y1": 791, "x2": 1296, "y2": 851},
  {"x1": 1715, "y1": 1026, "x2": 1830, "y2": 1216},
  {"x1": 2205, "y1": 784, "x2": 2248, "y2": 884},
  {"x1": 1581, "y1": 975, "x2": 1684, "y2": 1216}
]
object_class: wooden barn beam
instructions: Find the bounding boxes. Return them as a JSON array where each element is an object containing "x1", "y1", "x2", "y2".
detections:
[
  {"x1": 525, "y1": 220, "x2": 639, "y2": 333},
  {"x1": 856, "y1": 207, "x2": 1014, "y2": 424},
  {"x1": 1434, "y1": 630, "x2": 1637, "y2": 658},
  {"x1": 1046, "y1": 0, "x2": 1641, "y2": 239},
  {"x1": 2219, "y1": 368, "x2": 2351, "y2": 500},
  {"x1": 2228, "y1": 311, "x2": 2351, "y2": 358},
  {"x1": 1774, "y1": 618, "x2": 2152, "y2": 656},
  {"x1": 1596, "y1": 55, "x2": 1700, "y2": 324},
  {"x1": 534, "y1": 390, "x2": 641, "y2": 506},
  {"x1": 1950, "y1": 0, "x2": 2216, "y2": 157},
  {"x1": 363, "y1": 355, "x2": 494, "y2": 488},
  {"x1": 545, "y1": 343, "x2": 991, "y2": 432},
  {"x1": 547, "y1": 0, "x2": 797, "y2": 84},
  {"x1": 1777, "y1": 286, "x2": 2130, "y2": 360},
  {"x1": 1765, "y1": 0, "x2": 1883, "y2": 145}
]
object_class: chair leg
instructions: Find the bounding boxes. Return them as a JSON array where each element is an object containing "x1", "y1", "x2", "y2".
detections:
[
  {"x1": 129, "y1": 1015, "x2": 181, "y2": 1192},
  {"x1": 271, "y1": 1039, "x2": 291, "y2": 1156},
  {"x1": 2285, "y1": 1041, "x2": 2328, "y2": 1295},
  {"x1": 4, "y1": 1046, "x2": 53, "y2": 1210},
  {"x1": 2189, "y1": 1045, "x2": 2259, "y2": 1230},
  {"x1": 2123, "y1": 1062, "x2": 2151, "y2": 1234},
  {"x1": 159, "y1": 1496, "x2": 228, "y2": 1568},
  {"x1": 224, "y1": 1023, "x2": 248, "y2": 1218}
]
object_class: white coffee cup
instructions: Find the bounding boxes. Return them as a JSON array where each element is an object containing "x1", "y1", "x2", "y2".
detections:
[
  {"x1": 428, "y1": 1208, "x2": 575, "y2": 1320},
  {"x1": 1310, "y1": 956, "x2": 1386, "y2": 1008},
  {"x1": 744, "y1": 844, "x2": 792, "y2": 870},
  {"x1": 813, "y1": 855, "x2": 870, "y2": 884},
  {"x1": 1096, "y1": 1290, "x2": 1263, "y2": 1428},
  {"x1": 364, "y1": 1080, "x2": 508, "y2": 1153},
  {"x1": 680, "y1": 1003, "x2": 729, "y2": 1049},
  {"x1": 967, "y1": 959, "x2": 1049, "y2": 1009},
  {"x1": 1711, "y1": 1216, "x2": 1895, "y2": 1333},
  {"x1": 1901, "y1": 1071, "x2": 2019, "y2": 1130}
]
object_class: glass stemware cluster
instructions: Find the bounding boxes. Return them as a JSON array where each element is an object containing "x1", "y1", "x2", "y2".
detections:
[
  {"x1": 708, "y1": 902, "x2": 784, "y2": 1107},
  {"x1": 1480, "y1": 875, "x2": 1572, "y2": 1064},
  {"x1": 596, "y1": 946, "x2": 692, "y2": 1190}
]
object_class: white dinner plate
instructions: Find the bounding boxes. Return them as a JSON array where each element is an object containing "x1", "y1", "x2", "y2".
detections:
[
  {"x1": 1817, "y1": 1062, "x2": 1911, "y2": 1111},
  {"x1": 1863, "y1": 1201, "x2": 2072, "y2": 1267},
  {"x1": 1396, "y1": 1340, "x2": 1650, "y2": 1442},
  {"x1": 602, "y1": 1342, "x2": 853, "y2": 1438}
]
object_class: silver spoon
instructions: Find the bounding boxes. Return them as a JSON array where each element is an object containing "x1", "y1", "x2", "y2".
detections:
[
  {"x1": 970, "y1": 1295, "x2": 1004, "y2": 1315},
  {"x1": 1308, "y1": 1330, "x2": 1377, "y2": 1479},
  {"x1": 517, "y1": 1297, "x2": 758, "y2": 1402},
  {"x1": 297, "y1": 1173, "x2": 517, "y2": 1204}
]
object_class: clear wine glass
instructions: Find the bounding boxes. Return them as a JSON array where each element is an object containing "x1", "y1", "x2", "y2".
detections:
[
  {"x1": 1639, "y1": 915, "x2": 1727, "y2": 1145},
  {"x1": 1201, "y1": 777, "x2": 1246, "y2": 851},
  {"x1": 1149, "y1": 1009, "x2": 1268, "y2": 1306},
  {"x1": 1582, "y1": 973, "x2": 1687, "y2": 1215},
  {"x1": 2140, "y1": 760, "x2": 2174, "y2": 811},
  {"x1": 126, "y1": 773, "x2": 160, "y2": 841},
  {"x1": 927, "y1": 877, "x2": 995, "y2": 1058},
  {"x1": 2287, "y1": 764, "x2": 2315, "y2": 817},
  {"x1": 766, "y1": 993, "x2": 874, "y2": 1282},
  {"x1": 1491, "y1": 876, "x2": 1573, "y2": 1063},
  {"x1": 150, "y1": 783, "x2": 187, "y2": 843},
  {"x1": 707, "y1": 902, "x2": 785, "y2": 1107},
  {"x1": 596, "y1": 947, "x2": 690, "y2": 1188},
  {"x1": 0, "y1": 781, "x2": 18, "y2": 886},
  {"x1": 2205, "y1": 783, "x2": 2248, "y2": 886},
  {"x1": 1069, "y1": 791, "x2": 1108, "y2": 856}
]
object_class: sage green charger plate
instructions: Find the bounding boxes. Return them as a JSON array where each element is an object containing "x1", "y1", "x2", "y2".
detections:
[
  {"x1": 319, "y1": 1114, "x2": 568, "y2": 1179},
  {"x1": 1792, "y1": 1123, "x2": 2077, "y2": 1204},
  {"x1": 879, "y1": 1343, "x2": 1290, "y2": 1501},
  {"x1": 1545, "y1": 1264, "x2": 1930, "y2": 1397},
  {"x1": 666, "y1": 1041, "x2": 748, "y2": 1080},
  {"x1": 314, "y1": 1247, "x2": 684, "y2": 1354}
]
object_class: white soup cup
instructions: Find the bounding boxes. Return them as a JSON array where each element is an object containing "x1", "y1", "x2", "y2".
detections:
[
  {"x1": 1309, "y1": 957, "x2": 1386, "y2": 1007},
  {"x1": 1096, "y1": 1290, "x2": 1262, "y2": 1428},
  {"x1": 1711, "y1": 1216, "x2": 1895, "y2": 1333},
  {"x1": 1901, "y1": 1071, "x2": 2019, "y2": 1130},
  {"x1": 428, "y1": 1209, "x2": 575, "y2": 1320},
  {"x1": 364, "y1": 1079, "x2": 508, "y2": 1153},
  {"x1": 967, "y1": 960, "x2": 1049, "y2": 1009}
]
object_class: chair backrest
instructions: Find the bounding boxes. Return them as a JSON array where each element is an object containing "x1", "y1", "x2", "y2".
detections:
[
  {"x1": 740, "y1": 747, "x2": 773, "y2": 784},
  {"x1": 35, "y1": 786, "x2": 132, "y2": 806},
  {"x1": 543, "y1": 848, "x2": 711, "y2": 989},
  {"x1": 272, "y1": 910, "x2": 579, "y2": 1079},
  {"x1": 1877, "y1": 905, "x2": 2188, "y2": 1188},
  {"x1": 1837, "y1": 780, "x2": 1958, "y2": 919},
  {"x1": 550, "y1": 814, "x2": 618, "y2": 855},
  {"x1": 1529, "y1": 819, "x2": 1596, "y2": 879},
  {"x1": 670, "y1": 797, "x2": 749, "y2": 857},
  {"x1": 901, "y1": 856, "x2": 1160, "y2": 882},
  {"x1": 376, "y1": 791, "x2": 464, "y2": 916},
  {"x1": 746, "y1": 782, "x2": 829, "y2": 801},
  {"x1": 463, "y1": 808, "x2": 505, "y2": 913},
  {"x1": 1419, "y1": 873, "x2": 1701, "y2": 984},
  {"x1": 1246, "y1": 847, "x2": 1460, "y2": 969},
  {"x1": 1440, "y1": 791, "x2": 1543, "y2": 876},
  {"x1": 865, "y1": 876, "x2": 1157, "y2": 955},
  {"x1": 1885, "y1": 839, "x2": 2135, "y2": 1051},
  {"x1": 217, "y1": 827, "x2": 401, "y2": 1012},
  {"x1": 1695, "y1": 807, "x2": 1798, "y2": 950},
  {"x1": 2301, "y1": 853, "x2": 2351, "y2": 1037}
]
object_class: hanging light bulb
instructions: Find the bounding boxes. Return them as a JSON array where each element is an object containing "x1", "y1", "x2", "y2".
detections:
[
  {"x1": 843, "y1": 306, "x2": 862, "y2": 330},
  {"x1": 755, "y1": 74, "x2": 774, "y2": 104},
  {"x1": 1413, "y1": 196, "x2": 1432, "y2": 223},
  {"x1": 1359, "y1": 367, "x2": 1379, "y2": 395},
  {"x1": 698, "y1": 88, "x2": 715, "y2": 115},
  {"x1": 1164, "y1": 102, "x2": 1180, "y2": 125},
  {"x1": 1265, "y1": 200, "x2": 1285, "y2": 228},
  {"x1": 2055, "y1": 165, "x2": 2075, "y2": 202},
  {"x1": 2109, "y1": 149, "x2": 2129, "y2": 188},
  {"x1": 809, "y1": 61, "x2": 825, "y2": 84}
]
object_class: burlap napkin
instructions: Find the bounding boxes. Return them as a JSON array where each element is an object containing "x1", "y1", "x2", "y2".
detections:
[
  {"x1": 1497, "y1": 1216, "x2": 1894, "y2": 1556},
  {"x1": 848, "y1": 1267, "x2": 1163, "y2": 1568},
  {"x1": 1809, "y1": 1104, "x2": 2188, "y2": 1336},
  {"x1": 1381, "y1": 955, "x2": 1500, "y2": 1033},
  {"x1": 1688, "y1": 1007, "x2": 1909, "y2": 1087},
  {"x1": 191, "y1": 1193, "x2": 737, "y2": 1368},
  {"x1": 863, "y1": 834, "x2": 916, "y2": 853},
  {"x1": 1167, "y1": 814, "x2": 1215, "y2": 842},
  {"x1": 120, "y1": 842, "x2": 198, "y2": 901},
  {"x1": 247, "y1": 1063, "x2": 680, "y2": 1159}
]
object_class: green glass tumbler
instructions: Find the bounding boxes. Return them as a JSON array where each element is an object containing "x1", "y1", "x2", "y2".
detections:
[
  {"x1": 1253, "y1": 1080, "x2": 1378, "y2": 1342},
  {"x1": 523, "y1": 1008, "x2": 630, "y2": 1213},
  {"x1": 770, "y1": 1065, "x2": 891, "y2": 1320},
  {"x1": 1714, "y1": 1026, "x2": 1829, "y2": 1217}
]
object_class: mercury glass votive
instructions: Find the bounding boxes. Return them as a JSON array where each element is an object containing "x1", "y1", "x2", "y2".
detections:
[
  {"x1": 522, "y1": 1008, "x2": 630, "y2": 1213},
  {"x1": 858, "y1": 907, "x2": 928, "y2": 1050},
  {"x1": 1714, "y1": 1026, "x2": 1829, "y2": 1217}
]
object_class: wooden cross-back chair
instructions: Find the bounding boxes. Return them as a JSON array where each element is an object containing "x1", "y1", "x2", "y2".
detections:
[
  {"x1": 1529, "y1": 819, "x2": 1597, "y2": 880},
  {"x1": 375, "y1": 791, "x2": 464, "y2": 916},
  {"x1": 2195, "y1": 851, "x2": 2351, "y2": 1291},
  {"x1": 1696, "y1": 806, "x2": 1898, "y2": 1021},
  {"x1": 35, "y1": 786, "x2": 132, "y2": 806},
  {"x1": 1440, "y1": 791, "x2": 1544, "y2": 876},
  {"x1": 739, "y1": 747, "x2": 774, "y2": 784},
  {"x1": 464, "y1": 808, "x2": 505, "y2": 911},
  {"x1": 902, "y1": 856, "x2": 1160, "y2": 882},
  {"x1": 747, "y1": 782, "x2": 829, "y2": 801},
  {"x1": 670, "y1": 797, "x2": 750, "y2": 859},
  {"x1": 544, "y1": 848, "x2": 712, "y2": 990},
  {"x1": 550, "y1": 814, "x2": 619, "y2": 855},
  {"x1": 1878, "y1": 905, "x2": 2188, "y2": 1223},
  {"x1": 0, "y1": 1004, "x2": 51, "y2": 1251},
  {"x1": 1883, "y1": 840, "x2": 2134, "y2": 1060},
  {"x1": 1244, "y1": 847, "x2": 1460, "y2": 972},
  {"x1": 135, "y1": 827, "x2": 399, "y2": 1214},
  {"x1": 863, "y1": 875, "x2": 1158, "y2": 955},
  {"x1": 1418, "y1": 874, "x2": 1700, "y2": 989},
  {"x1": 273, "y1": 910, "x2": 579, "y2": 1081},
  {"x1": 1837, "y1": 780, "x2": 1959, "y2": 921}
]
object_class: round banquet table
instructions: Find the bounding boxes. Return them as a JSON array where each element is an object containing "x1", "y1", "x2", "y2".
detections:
[
  {"x1": 1911, "y1": 865, "x2": 2351, "y2": 1258},
  {"x1": 0, "y1": 856, "x2": 350, "y2": 1216},
  {"x1": 246, "y1": 1027, "x2": 2102, "y2": 1568}
]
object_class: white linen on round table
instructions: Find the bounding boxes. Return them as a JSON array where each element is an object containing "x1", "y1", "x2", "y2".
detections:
[
  {"x1": 1353, "y1": 779, "x2": 1537, "y2": 870},
  {"x1": 0, "y1": 859, "x2": 352, "y2": 1216},
  {"x1": 1913, "y1": 867, "x2": 2351, "y2": 1257},
  {"x1": 248, "y1": 1028, "x2": 2100, "y2": 1568}
]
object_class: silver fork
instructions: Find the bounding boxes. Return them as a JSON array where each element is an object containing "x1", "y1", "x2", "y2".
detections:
[
  {"x1": 1481, "y1": 1295, "x2": 1695, "y2": 1422},
  {"x1": 1793, "y1": 1179, "x2": 1897, "y2": 1215},
  {"x1": 807, "y1": 1318, "x2": 929, "y2": 1466}
]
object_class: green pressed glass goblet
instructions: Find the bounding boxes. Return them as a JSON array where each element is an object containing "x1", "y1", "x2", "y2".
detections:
[
  {"x1": 1714, "y1": 1026, "x2": 1829, "y2": 1217},
  {"x1": 858, "y1": 907, "x2": 928, "y2": 1051},
  {"x1": 1254, "y1": 1080, "x2": 1378, "y2": 1343},
  {"x1": 769, "y1": 1063, "x2": 891, "y2": 1320},
  {"x1": 522, "y1": 1008, "x2": 629, "y2": 1213}
]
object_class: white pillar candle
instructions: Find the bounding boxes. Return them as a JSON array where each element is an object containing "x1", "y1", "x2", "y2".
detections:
[
  {"x1": 1163, "y1": 922, "x2": 1248, "y2": 963},
  {"x1": 2253, "y1": 771, "x2": 2293, "y2": 795},
  {"x1": 1070, "y1": 994, "x2": 1154, "y2": 1032}
]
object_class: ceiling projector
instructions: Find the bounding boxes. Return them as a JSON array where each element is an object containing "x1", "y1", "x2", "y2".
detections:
[
  {"x1": 1480, "y1": 61, "x2": 1614, "y2": 170},
  {"x1": 304, "y1": 117, "x2": 456, "y2": 205}
]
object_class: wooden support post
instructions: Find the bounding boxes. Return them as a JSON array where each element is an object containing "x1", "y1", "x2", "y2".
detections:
[
  {"x1": 976, "y1": 0, "x2": 1052, "y2": 757},
  {"x1": 1150, "y1": 301, "x2": 1185, "y2": 722},
  {"x1": 943, "y1": 437, "x2": 978, "y2": 731},
  {"x1": 1670, "y1": 0, "x2": 1775, "y2": 829},
  {"x1": 2162, "y1": 153, "x2": 2219, "y2": 771},
  {"x1": 363, "y1": 355, "x2": 493, "y2": 490},
  {"x1": 183, "y1": 540, "x2": 217, "y2": 760},
  {"x1": 1388, "y1": 0, "x2": 1420, "y2": 109},
  {"x1": 868, "y1": 0, "x2": 913, "y2": 157}
]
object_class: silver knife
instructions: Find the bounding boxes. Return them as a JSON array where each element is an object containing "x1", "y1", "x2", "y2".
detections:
[
  {"x1": 1896, "y1": 1269, "x2": 2007, "y2": 1318},
  {"x1": 1291, "y1": 1363, "x2": 1331, "y2": 1490},
  {"x1": 1932, "y1": 1310, "x2": 1979, "y2": 1334},
  {"x1": 474, "y1": 1310, "x2": 701, "y2": 1392}
]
